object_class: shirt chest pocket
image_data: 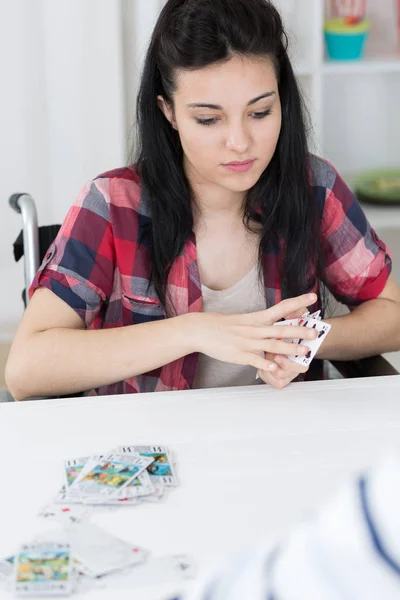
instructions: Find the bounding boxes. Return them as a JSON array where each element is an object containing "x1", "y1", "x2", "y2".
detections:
[{"x1": 121, "y1": 289, "x2": 165, "y2": 323}]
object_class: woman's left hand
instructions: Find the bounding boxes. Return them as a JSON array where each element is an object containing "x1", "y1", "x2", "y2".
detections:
[{"x1": 257, "y1": 352, "x2": 309, "y2": 389}]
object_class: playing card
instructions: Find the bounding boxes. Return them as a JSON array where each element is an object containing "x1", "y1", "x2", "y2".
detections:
[
  {"x1": 289, "y1": 318, "x2": 331, "y2": 367},
  {"x1": 273, "y1": 318, "x2": 300, "y2": 329},
  {"x1": 117, "y1": 446, "x2": 178, "y2": 486},
  {"x1": 0, "y1": 556, "x2": 14, "y2": 581},
  {"x1": 272, "y1": 318, "x2": 301, "y2": 346},
  {"x1": 64, "y1": 457, "x2": 90, "y2": 487},
  {"x1": 97, "y1": 554, "x2": 196, "y2": 588},
  {"x1": 54, "y1": 485, "x2": 82, "y2": 505},
  {"x1": 308, "y1": 310, "x2": 321, "y2": 320},
  {"x1": 69, "y1": 454, "x2": 153, "y2": 501},
  {"x1": 64, "y1": 523, "x2": 148, "y2": 578},
  {"x1": 38, "y1": 503, "x2": 92, "y2": 525},
  {"x1": 97, "y1": 470, "x2": 157, "y2": 505},
  {"x1": 120, "y1": 469, "x2": 155, "y2": 498},
  {"x1": 52, "y1": 456, "x2": 98, "y2": 505},
  {"x1": 13, "y1": 541, "x2": 74, "y2": 596}
]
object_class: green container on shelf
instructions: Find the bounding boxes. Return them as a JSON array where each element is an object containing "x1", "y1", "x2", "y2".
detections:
[
  {"x1": 354, "y1": 169, "x2": 400, "y2": 206},
  {"x1": 324, "y1": 18, "x2": 371, "y2": 61}
]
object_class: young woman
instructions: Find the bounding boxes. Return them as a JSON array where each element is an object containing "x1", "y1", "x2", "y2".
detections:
[{"x1": 6, "y1": 0, "x2": 400, "y2": 400}]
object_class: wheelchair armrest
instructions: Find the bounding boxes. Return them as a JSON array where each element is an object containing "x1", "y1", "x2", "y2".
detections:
[{"x1": 328, "y1": 355, "x2": 399, "y2": 379}]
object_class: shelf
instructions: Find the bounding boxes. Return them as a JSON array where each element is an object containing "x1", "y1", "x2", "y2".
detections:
[
  {"x1": 342, "y1": 173, "x2": 400, "y2": 230},
  {"x1": 360, "y1": 204, "x2": 400, "y2": 230},
  {"x1": 323, "y1": 54, "x2": 400, "y2": 75}
]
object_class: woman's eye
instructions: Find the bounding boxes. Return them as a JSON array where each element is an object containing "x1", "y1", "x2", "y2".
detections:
[
  {"x1": 252, "y1": 109, "x2": 272, "y2": 119},
  {"x1": 195, "y1": 109, "x2": 271, "y2": 126},
  {"x1": 195, "y1": 117, "x2": 218, "y2": 126}
]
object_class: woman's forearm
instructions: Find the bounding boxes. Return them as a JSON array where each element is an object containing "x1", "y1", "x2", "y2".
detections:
[
  {"x1": 6, "y1": 313, "x2": 198, "y2": 400},
  {"x1": 317, "y1": 298, "x2": 400, "y2": 361}
]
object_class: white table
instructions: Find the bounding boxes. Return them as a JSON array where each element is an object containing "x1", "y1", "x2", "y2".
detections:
[{"x1": 1, "y1": 376, "x2": 400, "y2": 599}]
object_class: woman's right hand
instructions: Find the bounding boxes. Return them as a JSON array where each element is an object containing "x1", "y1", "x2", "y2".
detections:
[{"x1": 191, "y1": 293, "x2": 318, "y2": 373}]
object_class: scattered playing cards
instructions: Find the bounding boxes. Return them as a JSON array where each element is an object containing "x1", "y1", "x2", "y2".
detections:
[
  {"x1": 55, "y1": 445, "x2": 177, "y2": 507},
  {"x1": 0, "y1": 445, "x2": 192, "y2": 596}
]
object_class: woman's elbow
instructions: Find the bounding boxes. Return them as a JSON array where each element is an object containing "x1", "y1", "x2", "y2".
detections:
[{"x1": 5, "y1": 355, "x2": 32, "y2": 401}]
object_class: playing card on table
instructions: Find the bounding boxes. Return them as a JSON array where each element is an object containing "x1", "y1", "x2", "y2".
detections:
[
  {"x1": 38, "y1": 503, "x2": 92, "y2": 525},
  {"x1": 69, "y1": 454, "x2": 153, "y2": 501},
  {"x1": 99, "y1": 469, "x2": 158, "y2": 505},
  {"x1": 13, "y1": 541, "x2": 74, "y2": 596},
  {"x1": 117, "y1": 446, "x2": 178, "y2": 486},
  {"x1": 99, "y1": 554, "x2": 196, "y2": 588},
  {"x1": 64, "y1": 457, "x2": 90, "y2": 487},
  {"x1": 0, "y1": 556, "x2": 14, "y2": 582},
  {"x1": 65, "y1": 522, "x2": 148, "y2": 578},
  {"x1": 52, "y1": 456, "x2": 97, "y2": 506}
]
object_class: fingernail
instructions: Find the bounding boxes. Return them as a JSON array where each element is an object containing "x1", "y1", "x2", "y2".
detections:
[
  {"x1": 275, "y1": 355, "x2": 284, "y2": 364},
  {"x1": 268, "y1": 363, "x2": 276, "y2": 371}
]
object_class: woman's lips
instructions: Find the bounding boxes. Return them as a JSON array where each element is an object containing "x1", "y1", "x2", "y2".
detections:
[{"x1": 222, "y1": 159, "x2": 255, "y2": 173}]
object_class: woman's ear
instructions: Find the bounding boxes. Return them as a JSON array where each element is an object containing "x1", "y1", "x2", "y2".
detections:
[{"x1": 157, "y1": 95, "x2": 177, "y2": 130}]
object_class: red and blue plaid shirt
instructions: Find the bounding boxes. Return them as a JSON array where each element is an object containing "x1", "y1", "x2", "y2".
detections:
[{"x1": 30, "y1": 155, "x2": 392, "y2": 396}]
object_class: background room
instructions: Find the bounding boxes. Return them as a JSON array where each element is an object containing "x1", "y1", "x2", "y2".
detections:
[{"x1": 1, "y1": 0, "x2": 400, "y2": 393}]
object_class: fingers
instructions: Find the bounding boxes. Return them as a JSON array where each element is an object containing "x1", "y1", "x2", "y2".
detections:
[
  {"x1": 255, "y1": 339, "x2": 313, "y2": 357},
  {"x1": 283, "y1": 307, "x2": 308, "y2": 320},
  {"x1": 247, "y1": 354, "x2": 278, "y2": 373},
  {"x1": 274, "y1": 355, "x2": 309, "y2": 374},
  {"x1": 248, "y1": 325, "x2": 318, "y2": 341},
  {"x1": 250, "y1": 293, "x2": 317, "y2": 326},
  {"x1": 257, "y1": 368, "x2": 293, "y2": 389},
  {"x1": 258, "y1": 352, "x2": 308, "y2": 387}
]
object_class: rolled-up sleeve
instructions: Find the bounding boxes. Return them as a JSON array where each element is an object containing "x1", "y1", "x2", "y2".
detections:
[
  {"x1": 320, "y1": 166, "x2": 392, "y2": 306},
  {"x1": 29, "y1": 180, "x2": 115, "y2": 328}
]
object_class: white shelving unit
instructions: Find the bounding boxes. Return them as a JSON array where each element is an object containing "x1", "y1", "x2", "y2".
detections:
[{"x1": 275, "y1": 0, "x2": 400, "y2": 232}]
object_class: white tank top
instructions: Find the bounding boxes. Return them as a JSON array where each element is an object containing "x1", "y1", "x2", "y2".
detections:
[{"x1": 193, "y1": 263, "x2": 267, "y2": 389}]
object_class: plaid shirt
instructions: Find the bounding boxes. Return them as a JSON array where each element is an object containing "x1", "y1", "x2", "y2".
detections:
[{"x1": 29, "y1": 155, "x2": 392, "y2": 396}]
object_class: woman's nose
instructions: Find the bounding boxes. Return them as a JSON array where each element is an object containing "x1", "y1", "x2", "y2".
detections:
[{"x1": 225, "y1": 123, "x2": 250, "y2": 154}]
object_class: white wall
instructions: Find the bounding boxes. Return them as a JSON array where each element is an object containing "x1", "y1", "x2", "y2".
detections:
[{"x1": 0, "y1": 0, "x2": 160, "y2": 339}]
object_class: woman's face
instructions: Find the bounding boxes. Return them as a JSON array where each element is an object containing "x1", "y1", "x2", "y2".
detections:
[{"x1": 158, "y1": 55, "x2": 282, "y2": 196}]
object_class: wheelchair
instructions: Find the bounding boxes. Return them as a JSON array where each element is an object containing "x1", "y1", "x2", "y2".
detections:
[{"x1": 3, "y1": 192, "x2": 398, "y2": 402}]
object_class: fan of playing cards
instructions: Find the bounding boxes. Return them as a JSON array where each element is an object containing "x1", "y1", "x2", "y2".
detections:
[
  {"x1": 273, "y1": 309, "x2": 331, "y2": 367},
  {"x1": 0, "y1": 445, "x2": 194, "y2": 597}
]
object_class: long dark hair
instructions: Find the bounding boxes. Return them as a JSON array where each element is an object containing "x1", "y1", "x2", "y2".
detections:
[{"x1": 134, "y1": 0, "x2": 325, "y2": 317}]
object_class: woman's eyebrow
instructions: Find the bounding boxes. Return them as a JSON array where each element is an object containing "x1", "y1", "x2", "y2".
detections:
[{"x1": 186, "y1": 91, "x2": 276, "y2": 110}]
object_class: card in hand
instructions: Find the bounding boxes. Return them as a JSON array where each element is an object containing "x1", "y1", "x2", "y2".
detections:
[
  {"x1": 13, "y1": 541, "x2": 74, "y2": 596},
  {"x1": 289, "y1": 317, "x2": 331, "y2": 367},
  {"x1": 308, "y1": 310, "x2": 321, "y2": 320}
]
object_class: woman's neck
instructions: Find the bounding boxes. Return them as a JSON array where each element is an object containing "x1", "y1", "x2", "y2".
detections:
[{"x1": 185, "y1": 157, "x2": 245, "y2": 222}]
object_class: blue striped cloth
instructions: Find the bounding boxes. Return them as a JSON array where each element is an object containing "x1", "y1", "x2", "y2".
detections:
[{"x1": 175, "y1": 453, "x2": 400, "y2": 600}]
